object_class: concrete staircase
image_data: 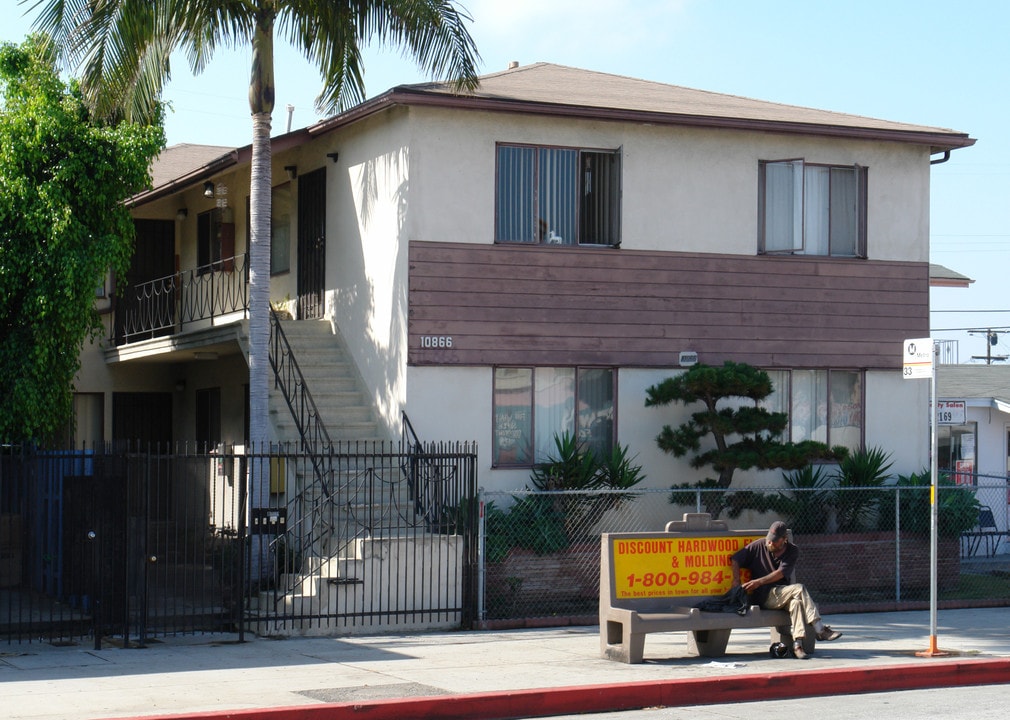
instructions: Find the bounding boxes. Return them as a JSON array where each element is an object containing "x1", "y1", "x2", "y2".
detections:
[
  {"x1": 251, "y1": 318, "x2": 459, "y2": 636},
  {"x1": 268, "y1": 318, "x2": 390, "y2": 445}
]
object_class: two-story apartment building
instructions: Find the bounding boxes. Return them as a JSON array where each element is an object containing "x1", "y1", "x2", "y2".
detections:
[{"x1": 72, "y1": 63, "x2": 974, "y2": 509}]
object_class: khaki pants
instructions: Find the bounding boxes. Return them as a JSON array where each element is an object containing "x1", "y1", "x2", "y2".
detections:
[{"x1": 762, "y1": 584, "x2": 820, "y2": 641}]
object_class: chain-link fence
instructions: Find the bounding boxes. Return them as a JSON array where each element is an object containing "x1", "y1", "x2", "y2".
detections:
[{"x1": 478, "y1": 476, "x2": 1010, "y2": 625}]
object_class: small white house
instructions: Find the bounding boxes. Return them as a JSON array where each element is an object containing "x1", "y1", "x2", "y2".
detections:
[{"x1": 938, "y1": 364, "x2": 1010, "y2": 550}]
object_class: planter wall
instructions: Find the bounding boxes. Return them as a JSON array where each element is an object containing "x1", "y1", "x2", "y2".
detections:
[
  {"x1": 795, "y1": 532, "x2": 960, "y2": 593},
  {"x1": 485, "y1": 543, "x2": 598, "y2": 618}
]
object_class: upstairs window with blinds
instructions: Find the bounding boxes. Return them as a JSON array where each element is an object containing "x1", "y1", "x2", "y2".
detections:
[
  {"x1": 496, "y1": 144, "x2": 621, "y2": 246},
  {"x1": 759, "y1": 159, "x2": 867, "y2": 257}
]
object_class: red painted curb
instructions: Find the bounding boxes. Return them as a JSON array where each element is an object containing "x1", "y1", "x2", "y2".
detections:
[{"x1": 98, "y1": 658, "x2": 1010, "y2": 720}]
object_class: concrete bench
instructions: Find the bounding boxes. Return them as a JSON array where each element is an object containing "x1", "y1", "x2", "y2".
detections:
[{"x1": 599, "y1": 513, "x2": 816, "y2": 663}]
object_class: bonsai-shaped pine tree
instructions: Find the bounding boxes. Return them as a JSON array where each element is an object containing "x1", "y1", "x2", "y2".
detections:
[{"x1": 645, "y1": 361, "x2": 846, "y2": 518}]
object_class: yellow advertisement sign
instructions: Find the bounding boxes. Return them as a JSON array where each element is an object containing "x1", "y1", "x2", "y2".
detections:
[{"x1": 611, "y1": 534, "x2": 763, "y2": 599}]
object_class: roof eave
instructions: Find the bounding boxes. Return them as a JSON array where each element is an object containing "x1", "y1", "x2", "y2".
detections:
[
  {"x1": 930, "y1": 278, "x2": 975, "y2": 288},
  {"x1": 326, "y1": 88, "x2": 976, "y2": 153},
  {"x1": 137, "y1": 81, "x2": 976, "y2": 204},
  {"x1": 129, "y1": 128, "x2": 313, "y2": 207}
]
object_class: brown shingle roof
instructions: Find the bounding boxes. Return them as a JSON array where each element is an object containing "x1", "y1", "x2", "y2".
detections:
[
  {"x1": 141, "y1": 63, "x2": 975, "y2": 203},
  {"x1": 389, "y1": 62, "x2": 974, "y2": 153},
  {"x1": 149, "y1": 143, "x2": 236, "y2": 189}
]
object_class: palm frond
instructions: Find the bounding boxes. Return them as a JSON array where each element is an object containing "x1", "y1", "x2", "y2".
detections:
[
  {"x1": 24, "y1": 0, "x2": 256, "y2": 123},
  {"x1": 279, "y1": 0, "x2": 480, "y2": 114}
]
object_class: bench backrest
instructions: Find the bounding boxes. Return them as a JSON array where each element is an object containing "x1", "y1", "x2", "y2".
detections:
[{"x1": 600, "y1": 513, "x2": 764, "y2": 614}]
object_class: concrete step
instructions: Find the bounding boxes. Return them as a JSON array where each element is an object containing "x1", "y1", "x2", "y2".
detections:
[
  {"x1": 270, "y1": 403, "x2": 375, "y2": 425},
  {"x1": 271, "y1": 418, "x2": 385, "y2": 442}
]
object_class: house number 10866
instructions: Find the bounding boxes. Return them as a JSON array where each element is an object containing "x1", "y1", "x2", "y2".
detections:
[{"x1": 420, "y1": 335, "x2": 453, "y2": 348}]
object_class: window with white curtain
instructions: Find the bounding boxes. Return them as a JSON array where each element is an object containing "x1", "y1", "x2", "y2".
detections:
[
  {"x1": 493, "y1": 366, "x2": 616, "y2": 467},
  {"x1": 760, "y1": 369, "x2": 863, "y2": 452},
  {"x1": 759, "y1": 160, "x2": 866, "y2": 257},
  {"x1": 496, "y1": 144, "x2": 621, "y2": 246},
  {"x1": 271, "y1": 183, "x2": 292, "y2": 275}
]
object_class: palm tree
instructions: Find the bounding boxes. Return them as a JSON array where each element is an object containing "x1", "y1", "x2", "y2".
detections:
[{"x1": 22, "y1": 0, "x2": 480, "y2": 492}]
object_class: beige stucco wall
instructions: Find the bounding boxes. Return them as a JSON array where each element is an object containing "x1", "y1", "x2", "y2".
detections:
[
  {"x1": 864, "y1": 369, "x2": 931, "y2": 472},
  {"x1": 319, "y1": 109, "x2": 411, "y2": 437},
  {"x1": 404, "y1": 106, "x2": 931, "y2": 261},
  {"x1": 72, "y1": 334, "x2": 248, "y2": 446}
]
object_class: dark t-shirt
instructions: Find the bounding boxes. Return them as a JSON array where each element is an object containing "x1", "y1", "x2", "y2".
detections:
[{"x1": 731, "y1": 537, "x2": 798, "y2": 606}]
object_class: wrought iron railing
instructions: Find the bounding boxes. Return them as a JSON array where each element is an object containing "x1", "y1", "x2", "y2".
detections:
[
  {"x1": 267, "y1": 308, "x2": 340, "y2": 592},
  {"x1": 112, "y1": 254, "x2": 249, "y2": 345},
  {"x1": 401, "y1": 412, "x2": 467, "y2": 533},
  {"x1": 269, "y1": 308, "x2": 334, "y2": 463}
]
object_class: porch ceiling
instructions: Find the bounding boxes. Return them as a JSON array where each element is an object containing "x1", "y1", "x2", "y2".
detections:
[{"x1": 104, "y1": 323, "x2": 246, "y2": 365}]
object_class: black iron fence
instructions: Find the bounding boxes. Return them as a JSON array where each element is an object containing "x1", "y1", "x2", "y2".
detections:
[
  {"x1": 0, "y1": 442, "x2": 478, "y2": 646},
  {"x1": 479, "y1": 476, "x2": 1010, "y2": 626}
]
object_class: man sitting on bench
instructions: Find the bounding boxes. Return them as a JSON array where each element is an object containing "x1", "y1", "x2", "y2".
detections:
[{"x1": 731, "y1": 521, "x2": 842, "y2": 659}]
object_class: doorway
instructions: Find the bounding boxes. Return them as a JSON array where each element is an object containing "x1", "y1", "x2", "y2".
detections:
[
  {"x1": 115, "y1": 219, "x2": 175, "y2": 343},
  {"x1": 297, "y1": 167, "x2": 326, "y2": 319}
]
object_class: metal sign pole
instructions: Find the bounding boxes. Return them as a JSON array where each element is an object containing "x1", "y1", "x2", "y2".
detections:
[{"x1": 916, "y1": 340, "x2": 948, "y2": 657}]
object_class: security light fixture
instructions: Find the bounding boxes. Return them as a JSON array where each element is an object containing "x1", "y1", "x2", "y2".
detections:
[{"x1": 203, "y1": 181, "x2": 215, "y2": 198}]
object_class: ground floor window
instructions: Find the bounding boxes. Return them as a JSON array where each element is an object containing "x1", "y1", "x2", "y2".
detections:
[
  {"x1": 761, "y1": 369, "x2": 863, "y2": 452},
  {"x1": 196, "y1": 387, "x2": 222, "y2": 451},
  {"x1": 493, "y1": 366, "x2": 615, "y2": 467},
  {"x1": 60, "y1": 393, "x2": 104, "y2": 447},
  {"x1": 939, "y1": 423, "x2": 977, "y2": 485}
]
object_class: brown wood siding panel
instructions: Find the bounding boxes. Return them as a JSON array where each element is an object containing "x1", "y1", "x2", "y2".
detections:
[{"x1": 408, "y1": 241, "x2": 929, "y2": 369}]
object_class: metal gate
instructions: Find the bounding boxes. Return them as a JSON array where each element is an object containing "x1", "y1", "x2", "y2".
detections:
[{"x1": 0, "y1": 443, "x2": 478, "y2": 646}]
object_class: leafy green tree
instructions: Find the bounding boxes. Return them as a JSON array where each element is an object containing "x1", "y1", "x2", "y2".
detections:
[
  {"x1": 0, "y1": 37, "x2": 164, "y2": 443},
  {"x1": 645, "y1": 361, "x2": 846, "y2": 517},
  {"x1": 24, "y1": 0, "x2": 481, "y2": 475}
]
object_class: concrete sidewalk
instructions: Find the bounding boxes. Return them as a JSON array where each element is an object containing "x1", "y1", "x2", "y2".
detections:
[{"x1": 2, "y1": 607, "x2": 1009, "y2": 720}]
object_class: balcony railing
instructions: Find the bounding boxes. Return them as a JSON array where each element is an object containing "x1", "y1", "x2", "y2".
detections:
[{"x1": 112, "y1": 254, "x2": 249, "y2": 346}]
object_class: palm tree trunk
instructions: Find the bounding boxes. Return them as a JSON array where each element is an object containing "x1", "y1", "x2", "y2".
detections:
[
  {"x1": 248, "y1": 110, "x2": 271, "y2": 453},
  {"x1": 247, "y1": 15, "x2": 274, "y2": 575}
]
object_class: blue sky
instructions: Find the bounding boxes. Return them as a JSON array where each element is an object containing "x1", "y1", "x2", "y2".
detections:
[{"x1": 8, "y1": 0, "x2": 1009, "y2": 363}]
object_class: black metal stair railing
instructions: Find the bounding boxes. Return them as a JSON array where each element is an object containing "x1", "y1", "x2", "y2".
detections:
[
  {"x1": 267, "y1": 308, "x2": 342, "y2": 571},
  {"x1": 401, "y1": 412, "x2": 458, "y2": 533},
  {"x1": 269, "y1": 308, "x2": 335, "y2": 477}
]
